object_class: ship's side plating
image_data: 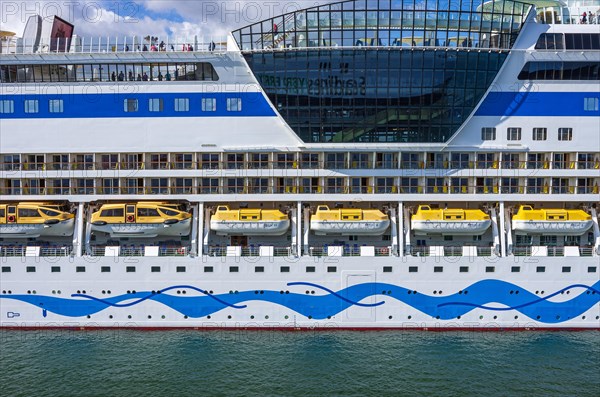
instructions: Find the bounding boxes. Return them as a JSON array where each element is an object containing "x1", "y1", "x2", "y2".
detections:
[{"x1": 0, "y1": 0, "x2": 599, "y2": 329}]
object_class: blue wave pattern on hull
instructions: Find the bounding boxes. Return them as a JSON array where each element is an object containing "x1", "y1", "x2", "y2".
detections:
[{"x1": 1, "y1": 280, "x2": 599, "y2": 323}]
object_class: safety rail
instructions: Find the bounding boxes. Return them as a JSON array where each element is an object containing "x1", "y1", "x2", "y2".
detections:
[
  {"x1": 4, "y1": 159, "x2": 599, "y2": 172},
  {"x1": 409, "y1": 246, "x2": 493, "y2": 257},
  {"x1": 88, "y1": 245, "x2": 189, "y2": 257},
  {"x1": 206, "y1": 246, "x2": 292, "y2": 257},
  {"x1": 2, "y1": 183, "x2": 598, "y2": 196},
  {"x1": 0, "y1": 245, "x2": 73, "y2": 257},
  {"x1": 1, "y1": 36, "x2": 229, "y2": 55},
  {"x1": 308, "y1": 246, "x2": 391, "y2": 257}
]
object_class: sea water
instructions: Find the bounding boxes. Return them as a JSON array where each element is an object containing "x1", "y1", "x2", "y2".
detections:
[{"x1": 1, "y1": 330, "x2": 598, "y2": 396}]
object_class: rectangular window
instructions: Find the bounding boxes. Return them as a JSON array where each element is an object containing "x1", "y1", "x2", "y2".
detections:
[
  {"x1": 124, "y1": 99, "x2": 138, "y2": 112},
  {"x1": 533, "y1": 128, "x2": 547, "y2": 141},
  {"x1": 149, "y1": 98, "x2": 163, "y2": 112},
  {"x1": 202, "y1": 98, "x2": 217, "y2": 111},
  {"x1": 24, "y1": 99, "x2": 39, "y2": 113},
  {"x1": 481, "y1": 127, "x2": 496, "y2": 141},
  {"x1": 558, "y1": 128, "x2": 572, "y2": 141},
  {"x1": 49, "y1": 99, "x2": 63, "y2": 113},
  {"x1": 0, "y1": 100, "x2": 14, "y2": 113},
  {"x1": 174, "y1": 98, "x2": 189, "y2": 112},
  {"x1": 584, "y1": 97, "x2": 599, "y2": 111},
  {"x1": 507, "y1": 127, "x2": 521, "y2": 141},
  {"x1": 227, "y1": 97, "x2": 242, "y2": 111}
]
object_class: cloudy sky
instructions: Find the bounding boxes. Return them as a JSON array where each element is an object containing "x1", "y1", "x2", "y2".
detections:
[{"x1": 1, "y1": 1, "x2": 330, "y2": 40}]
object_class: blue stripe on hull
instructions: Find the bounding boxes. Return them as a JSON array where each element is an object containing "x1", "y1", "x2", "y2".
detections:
[
  {"x1": 2, "y1": 280, "x2": 599, "y2": 324},
  {"x1": 475, "y1": 92, "x2": 600, "y2": 117},
  {"x1": 0, "y1": 92, "x2": 276, "y2": 119}
]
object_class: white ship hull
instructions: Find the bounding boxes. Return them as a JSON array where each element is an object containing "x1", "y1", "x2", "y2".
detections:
[
  {"x1": 411, "y1": 220, "x2": 491, "y2": 235},
  {"x1": 512, "y1": 220, "x2": 593, "y2": 236},
  {"x1": 91, "y1": 219, "x2": 192, "y2": 238},
  {"x1": 210, "y1": 220, "x2": 290, "y2": 236},
  {"x1": 0, "y1": 256, "x2": 598, "y2": 330},
  {"x1": 0, "y1": 219, "x2": 75, "y2": 238},
  {"x1": 310, "y1": 220, "x2": 390, "y2": 235}
]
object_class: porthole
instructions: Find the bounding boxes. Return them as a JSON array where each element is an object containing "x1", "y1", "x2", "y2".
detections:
[
  {"x1": 128, "y1": 315, "x2": 132, "y2": 319},
  {"x1": 87, "y1": 315, "x2": 91, "y2": 319},
  {"x1": 479, "y1": 315, "x2": 483, "y2": 320},
  {"x1": 537, "y1": 315, "x2": 541, "y2": 320},
  {"x1": 388, "y1": 316, "x2": 393, "y2": 320},
  {"x1": 457, "y1": 316, "x2": 461, "y2": 319},
  {"x1": 265, "y1": 315, "x2": 269, "y2": 319},
  {"x1": 514, "y1": 315, "x2": 519, "y2": 319},
  {"x1": 184, "y1": 315, "x2": 188, "y2": 319},
  {"x1": 52, "y1": 290, "x2": 56, "y2": 294},
  {"x1": 148, "y1": 315, "x2": 152, "y2": 319},
  {"x1": 227, "y1": 315, "x2": 232, "y2": 319},
  {"x1": 182, "y1": 290, "x2": 187, "y2": 295},
  {"x1": 493, "y1": 316, "x2": 497, "y2": 320},
  {"x1": 207, "y1": 315, "x2": 211, "y2": 319},
  {"x1": 33, "y1": 290, "x2": 36, "y2": 294},
  {"x1": 251, "y1": 315, "x2": 255, "y2": 319},
  {"x1": 284, "y1": 315, "x2": 289, "y2": 319},
  {"x1": 308, "y1": 315, "x2": 313, "y2": 319},
  {"x1": 161, "y1": 315, "x2": 166, "y2": 319},
  {"x1": 327, "y1": 316, "x2": 331, "y2": 320},
  {"x1": 435, "y1": 316, "x2": 440, "y2": 319},
  {"x1": 310, "y1": 291, "x2": 315, "y2": 295},
  {"x1": 109, "y1": 315, "x2": 113, "y2": 319},
  {"x1": 57, "y1": 290, "x2": 61, "y2": 294},
  {"x1": 107, "y1": 290, "x2": 111, "y2": 294},
  {"x1": 582, "y1": 316, "x2": 586, "y2": 320}
]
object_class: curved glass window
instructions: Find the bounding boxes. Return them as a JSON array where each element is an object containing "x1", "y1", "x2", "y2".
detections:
[
  {"x1": 518, "y1": 61, "x2": 600, "y2": 80},
  {"x1": 234, "y1": 0, "x2": 529, "y2": 143}
]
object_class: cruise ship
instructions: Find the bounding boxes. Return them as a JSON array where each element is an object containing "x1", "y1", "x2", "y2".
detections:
[{"x1": 1, "y1": 0, "x2": 599, "y2": 330}]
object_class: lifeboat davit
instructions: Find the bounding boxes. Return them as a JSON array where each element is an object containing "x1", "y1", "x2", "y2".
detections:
[
  {"x1": 0, "y1": 202, "x2": 75, "y2": 238},
  {"x1": 310, "y1": 205, "x2": 390, "y2": 236},
  {"x1": 90, "y1": 202, "x2": 192, "y2": 238},
  {"x1": 411, "y1": 205, "x2": 491, "y2": 235},
  {"x1": 511, "y1": 205, "x2": 593, "y2": 235},
  {"x1": 210, "y1": 206, "x2": 290, "y2": 236}
]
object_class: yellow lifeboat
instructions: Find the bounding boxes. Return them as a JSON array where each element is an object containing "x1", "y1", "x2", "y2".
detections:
[
  {"x1": 310, "y1": 205, "x2": 390, "y2": 236},
  {"x1": 512, "y1": 205, "x2": 593, "y2": 235},
  {"x1": 0, "y1": 202, "x2": 75, "y2": 238},
  {"x1": 210, "y1": 206, "x2": 290, "y2": 236},
  {"x1": 90, "y1": 202, "x2": 191, "y2": 238},
  {"x1": 411, "y1": 205, "x2": 491, "y2": 235}
]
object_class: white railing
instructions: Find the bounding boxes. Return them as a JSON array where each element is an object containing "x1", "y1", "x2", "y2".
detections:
[
  {"x1": 0, "y1": 245, "x2": 72, "y2": 257},
  {"x1": 1, "y1": 36, "x2": 229, "y2": 55}
]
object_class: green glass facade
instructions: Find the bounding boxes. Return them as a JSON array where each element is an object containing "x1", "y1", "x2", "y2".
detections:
[{"x1": 233, "y1": 0, "x2": 531, "y2": 143}]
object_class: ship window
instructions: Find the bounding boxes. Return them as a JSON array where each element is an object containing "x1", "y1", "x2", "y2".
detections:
[
  {"x1": 174, "y1": 98, "x2": 189, "y2": 112},
  {"x1": 137, "y1": 208, "x2": 160, "y2": 217},
  {"x1": 408, "y1": 266, "x2": 418, "y2": 273},
  {"x1": 584, "y1": 98, "x2": 599, "y2": 111},
  {"x1": 202, "y1": 98, "x2": 217, "y2": 111},
  {"x1": 39, "y1": 209, "x2": 60, "y2": 216},
  {"x1": 229, "y1": 266, "x2": 239, "y2": 272},
  {"x1": 534, "y1": 33, "x2": 564, "y2": 50},
  {"x1": 101, "y1": 266, "x2": 110, "y2": 273},
  {"x1": 123, "y1": 99, "x2": 138, "y2": 112},
  {"x1": 588, "y1": 267, "x2": 597, "y2": 273},
  {"x1": 255, "y1": 266, "x2": 264, "y2": 273},
  {"x1": 306, "y1": 266, "x2": 316, "y2": 273},
  {"x1": 485, "y1": 266, "x2": 495, "y2": 273},
  {"x1": 481, "y1": 127, "x2": 496, "y2": 141},
  {"x1": 48, "y1": 99, "x2": 63, "y2": 113},
  {"x1": 76, "y1": 266, "x2": 86, "y2": 273},
  {"x1": 536, "y1": 266, "x2": 546, "y2": 273},
  {"x1": 532, "y1": 128, "x2": 547, "y2": 141},
  {"x1": 280, "y1": 266, "x2": 290, "y2": 273},
  {"x1": 511, "y1": 266, "x2": 521, "y2": 273},
  {"x1": 18, "y1": 208, "x2": 41, "y2": 217},
  {"x1": 227, "y1": 98, "x2": 242, "y2": 111},
  {"x1": 2, "y1": 267, "x2": 10, "y2": 273},
  {"x1": 176, "y1": 266, "x2": 186, "y2": 273},
  {"x1": 160, "y1": 209, "x2": 179, "y2": 216},
  {"x1": 151, "y1": 266, "x2": 161, "y2": 272},
  {"x1": 383, "y1": 266, "x2": 392, "y2": 273},
  {"x1": 26, "y1": 266, "x2": 36, "y2": 273},
  {"x1": 0, "y1": 209, "x2": 4, "y2": 217},
  {"x1": 126, "y1": 266, "x2": 136, "y2": 273},
  {"x1": 327, "y1": 266, "x2": 337, "y2": 273},
  {"x1": 100, "y1": 208, "x2": 124, "y2": 217},
  {"x1": 562, "y1": 266, "x2": 571, "y2": 273},
  {"x1": 204, "y1": 266, "x2": 213, "y2": 272},
  {"x1": 149, "y1": 98, "x2": 164, "y2": 112},
  {"x1": 434, "y1": 266, "x2": 443, "y2": 273},
  {"x1": 24, "y1": 99, "x2": 39, "y2": 113},
  {"x1": 558, "y1": 128, "x2": 572, "y2": 141},
  {"x1": 507, "y1": 127, "x2": 521, "y2": 141},
  {"x1": 0, "y1": 100, "x2": 14, "y2": 113},
  {"x1": 459, "y1": 266, "x2": 469, "y2": 273}
]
